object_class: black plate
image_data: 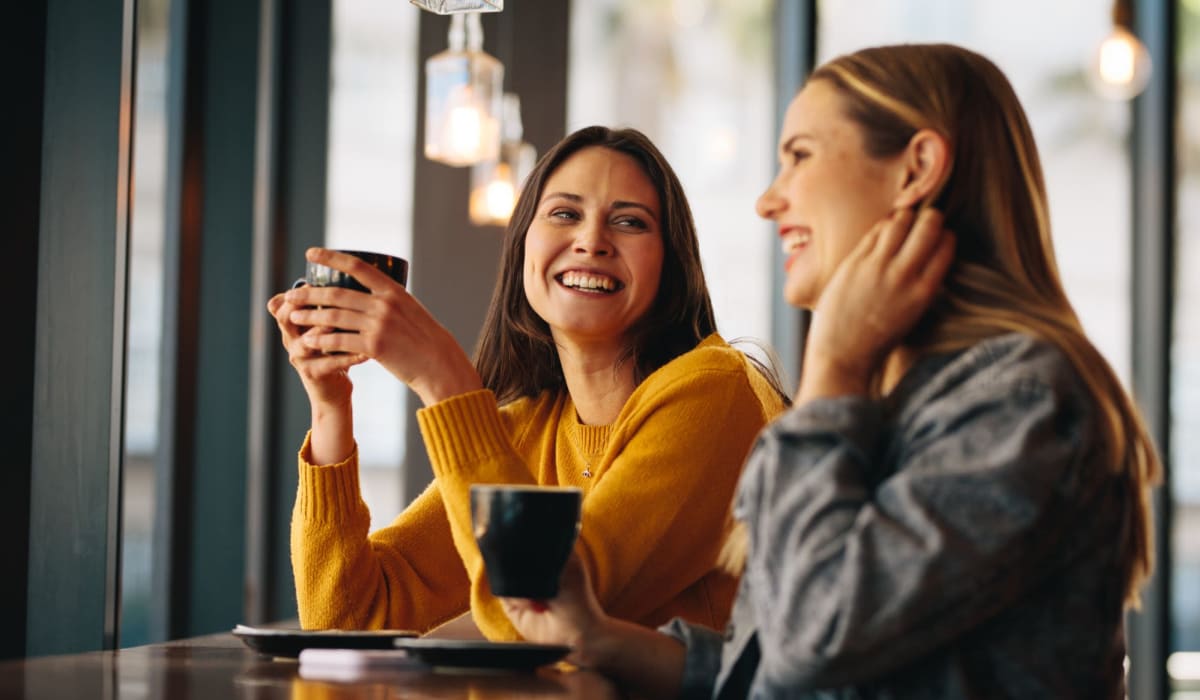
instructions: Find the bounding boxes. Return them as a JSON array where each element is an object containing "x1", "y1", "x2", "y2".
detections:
[
  {"x1": 232, "y1": 624, "x2": 418, "y2": 658},
  {"x1": 392, "y1": 638, "x2": 571, "y2": 670}
]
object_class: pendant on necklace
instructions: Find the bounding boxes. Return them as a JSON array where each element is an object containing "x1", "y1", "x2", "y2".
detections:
[{"x1": 582, "y1": 468, "x2": 592, "y2": 478}]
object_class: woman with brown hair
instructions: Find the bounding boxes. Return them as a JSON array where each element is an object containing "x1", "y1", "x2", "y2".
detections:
[
  {"x1": 499, "y1": 44, "x2": 1161, "y2": 698},
  {"x1": 267, "y1": 126, "x2": 787, "y2": 641}
]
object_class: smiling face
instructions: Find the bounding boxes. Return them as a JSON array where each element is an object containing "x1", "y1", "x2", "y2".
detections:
[
  {"x1": 523, "y1": 146, "x2": 665, "y2": 351},
  {"x1": 756, "y1": 79, "x2": 907, "y2": 309}
]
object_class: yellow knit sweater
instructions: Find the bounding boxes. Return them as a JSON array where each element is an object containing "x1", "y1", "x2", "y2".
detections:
[{"x1": 291, "y1": 333, "x2": 786, "y2": 640}]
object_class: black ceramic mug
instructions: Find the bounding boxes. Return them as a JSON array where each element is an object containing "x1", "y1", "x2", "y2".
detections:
[
  {"x1": 292, "y1": 250, "x2": 409, "y2": 344},
  {"x1": 300, "y1": 249, "x2": 408, "y2": 292},
  {"x1": 470, "y1": 484, "x2": 583, "y2": 599}
]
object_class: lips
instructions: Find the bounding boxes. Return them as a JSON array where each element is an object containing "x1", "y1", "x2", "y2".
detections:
[
  {"x1": 780, "y1": 226, "x2": 812, "y2": 271},
  {"x1": 555, "y1": 269, "x2": 625, "y2": 294}
]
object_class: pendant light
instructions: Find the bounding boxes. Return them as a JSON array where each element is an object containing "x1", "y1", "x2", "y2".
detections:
[
  {"x1": 1088, "y1": 0, "x2": 1152, "y2": 100},
  {"x1": 469, "y1": 94, "x2": 537, "y2": 226},
  {"x1": 424, "y1": 13, "x2": 504, "y2": 166}
]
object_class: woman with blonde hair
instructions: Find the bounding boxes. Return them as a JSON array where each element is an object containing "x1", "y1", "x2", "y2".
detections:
[{"x1": 499, "y1": 43, "x2": 1161, "y2": 698}]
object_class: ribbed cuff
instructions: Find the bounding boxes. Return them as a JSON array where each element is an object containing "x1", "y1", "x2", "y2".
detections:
[
  {"x1": 416, "y1": 389, "x2": 510, "y2": 474},
  {"x1": 295, "y1": 431, "x2": 365, "y2": 522}
]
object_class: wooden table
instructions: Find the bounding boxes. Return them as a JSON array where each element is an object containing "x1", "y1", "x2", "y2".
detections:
[{"x1": 0, "y1": 631, "x2": 624, "y2": 699}]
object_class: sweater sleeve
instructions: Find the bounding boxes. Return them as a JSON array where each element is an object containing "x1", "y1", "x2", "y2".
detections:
[
  {"x1": 418, "y1": 357, "x2": 777, "y2": 641},
  {"x1": 291, "y1": 432, "x2": 470, "y2": 632},
  {"x1": 737, "y1": 344, "x2": 1098, "y2": 688}
]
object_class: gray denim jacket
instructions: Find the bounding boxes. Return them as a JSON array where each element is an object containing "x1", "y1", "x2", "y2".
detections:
[{"x1": 663, "y1": 333, "x2": 1131, "y2": 699}]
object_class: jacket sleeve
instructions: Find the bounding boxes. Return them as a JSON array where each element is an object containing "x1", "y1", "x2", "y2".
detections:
[
  {"x1": 418, "y1": 364, "x2": 775, "y2": 640},
  {"x1": 738, "y1": 353, "x2": 1095, "y2": 687},
  {"x1": 291, "y1": 433, "x2": 470, "y2": 632},
  {"x1": 659, "y1": 618, "x2": 724, "y2": 700}
]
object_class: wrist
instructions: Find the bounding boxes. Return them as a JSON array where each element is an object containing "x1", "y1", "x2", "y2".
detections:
[
  {"x1": 310, "y1": 393, "x2": 353, "y2": 424},
  {"x1": 797, "y1": 353, "x2": 872, "y2": 402},
  {"x1": 571, "y1": 616, "x2": 622, "y2": 671},
  {"x1": 412, "y1": 373, "x2": 484, "y2": 407},
  {"x1": 309, "y1": 396, "x2": 355, "y2": 466}
]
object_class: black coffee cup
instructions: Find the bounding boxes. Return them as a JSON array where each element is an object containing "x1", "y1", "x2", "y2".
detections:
[
  {"x1": 301, "y1": 249, "x2": 408, "y2": 291},
  {"x1": 291, "y1": 250, "x2": 408, "y2": 346},
  {"x1": 470, "y1": 484, "x2": 583, "y2": 599}
]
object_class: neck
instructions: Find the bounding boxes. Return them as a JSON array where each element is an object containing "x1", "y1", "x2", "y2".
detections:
[{"x1": 555, "y1": 336, "x2": 637, "y2": 426}]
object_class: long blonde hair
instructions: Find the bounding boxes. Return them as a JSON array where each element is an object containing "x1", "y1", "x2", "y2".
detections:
[{"x1": 725, "y1": 44, "x2": 1160, "y2": 608}]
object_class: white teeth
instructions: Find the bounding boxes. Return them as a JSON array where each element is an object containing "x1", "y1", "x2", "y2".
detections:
[
  {"x1": 781, "y1": 231, "x2": 811, "y2": 255},
  {"x1": 560, "y1": 270, "x2": 618, "y2": 292}
]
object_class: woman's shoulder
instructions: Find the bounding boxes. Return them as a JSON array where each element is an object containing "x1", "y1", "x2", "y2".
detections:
[
  {"x1": 656, "y1": 333, "x2": 753, "y2": 376},
  {"x1": 953, "y1": 332, "x2": 1081, "y2": 388},
  {"x1": 899, "y1": 332, "x2": 1090, "y2": 417},
  {"x1": 631, "y1": 334, "x2": 787, "y2": 416}
]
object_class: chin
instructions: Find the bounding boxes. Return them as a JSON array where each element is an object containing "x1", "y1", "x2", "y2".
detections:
[{"x1": 783, "y1": 283, "x2": 815, "y2": 310}]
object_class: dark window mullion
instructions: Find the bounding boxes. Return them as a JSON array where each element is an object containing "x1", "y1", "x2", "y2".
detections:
[{"x1": 1126, "y1": 0, "x2": 1178, "y2": 697}]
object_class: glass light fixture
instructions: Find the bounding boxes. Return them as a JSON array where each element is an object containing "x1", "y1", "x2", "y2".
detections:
[
  {"x1": 1088, "y1": 0, "x2": 1152, "y2": 100},
  {"x1": 424, "y1": 13, "x2": 503, "y2": 166},
  {"x1": 470, "y1": 94, "x2": 537, "y2": 226},
  {"x1": 410, "y1": 0, "x2": 502, "y2": 14}
]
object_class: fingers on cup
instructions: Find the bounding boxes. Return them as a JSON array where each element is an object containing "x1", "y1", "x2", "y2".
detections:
[
  {"x1": 302, "y1": 326, "x2": 356, "y2": 355},
  {"x1": 271, "y1": 297, "x2": 310, "y2": 342},
  {"x1": 309, "y1": 248, "x2": 394, "y2": 294}
]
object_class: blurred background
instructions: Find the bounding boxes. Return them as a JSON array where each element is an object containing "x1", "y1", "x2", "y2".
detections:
[{"x1": 8, "y1": 0, "x2": 1198, "y2": 697}]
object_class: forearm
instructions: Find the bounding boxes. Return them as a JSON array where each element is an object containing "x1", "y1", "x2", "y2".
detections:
[
  {"x1": 292, "y1": 466, "x2": 472, "y2": 632},
  {"x1": 309, "y1": 395, "x2": 355, "y2": 465},
  {"x1": 580, "y1": 616, "x2": 686, "y2": 700}
]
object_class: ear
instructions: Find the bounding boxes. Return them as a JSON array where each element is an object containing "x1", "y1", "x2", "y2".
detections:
[{"x1": 892, "y1": 129, "x2": 950, "y2": 209}]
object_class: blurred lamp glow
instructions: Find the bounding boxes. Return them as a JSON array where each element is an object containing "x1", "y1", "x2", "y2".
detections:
[
  {"x1": 424, "y1": 13, "x2": 503, "y2": 166},
  {"x1": 1088, "y1": 0, "x2": 1152, "y2": 101},
  {"x1": 1089, "y1": 27, "x2": 1151, "y2": 100},
  {"x1": 470, "y1": 94, "x2": 537, "y2": 226}
]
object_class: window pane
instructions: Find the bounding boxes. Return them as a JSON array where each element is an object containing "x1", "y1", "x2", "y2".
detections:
[
  {"x1": 326, "y1": 0, "x2": 419, "y2": 530},
  {"x1": 1172, "y1": 0, "x2": 1200, "y2": 691},
  {"x1": 567, "y1": 0, "x2": 777, "y2": 353},
  {"x1": 122, "y1": 0, "x2": 172, "y2": 648}
]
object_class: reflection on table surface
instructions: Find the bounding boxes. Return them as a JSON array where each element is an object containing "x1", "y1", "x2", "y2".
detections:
[{"x1": 0, "y1": 631, "x2": 622, "y2": 700}]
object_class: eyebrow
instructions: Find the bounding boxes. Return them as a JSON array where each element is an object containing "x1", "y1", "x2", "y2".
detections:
[
  {"x1": 541, "y1": 191, "x2": 659, "y2": 219},
  {"x1": 778, "y1": 133, "x2": 815, "y2": 153}
]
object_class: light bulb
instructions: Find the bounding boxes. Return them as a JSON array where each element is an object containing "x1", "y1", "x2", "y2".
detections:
[
  {"x1": 1088, "y1": 26, "x2": 1152, "y2": 100},
  {"x1": 484, "y1": 169, "x2": 516, "y2": 218},
  {"x1": 446, "y1": 101, "x2": 483, "y2": 157},
  {"x1": 470, "y1": 162, "x2": 516, "y2": 226},
  {"x1": 424, "y1": 13, "x2": 504, "y2": 166},
  {"x1": 468, "y1": 94, "x2": 538, "y2": 227}
]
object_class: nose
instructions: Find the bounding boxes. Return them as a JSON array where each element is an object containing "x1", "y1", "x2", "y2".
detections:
[
  {"x1": 755, "y1": 175, "x2": 785, "y2": 221},
  {"x1": 574, "y1": 219, "x2": 614, "y2": 257}
]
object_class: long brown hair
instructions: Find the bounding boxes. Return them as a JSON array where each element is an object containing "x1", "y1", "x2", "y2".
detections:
[
  {"x1": 802, "y1": 43, "x2": 1160, "y2": 607},
  {"x1": 474, "y1": 126, "x2": 718, "y2": 404}
]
